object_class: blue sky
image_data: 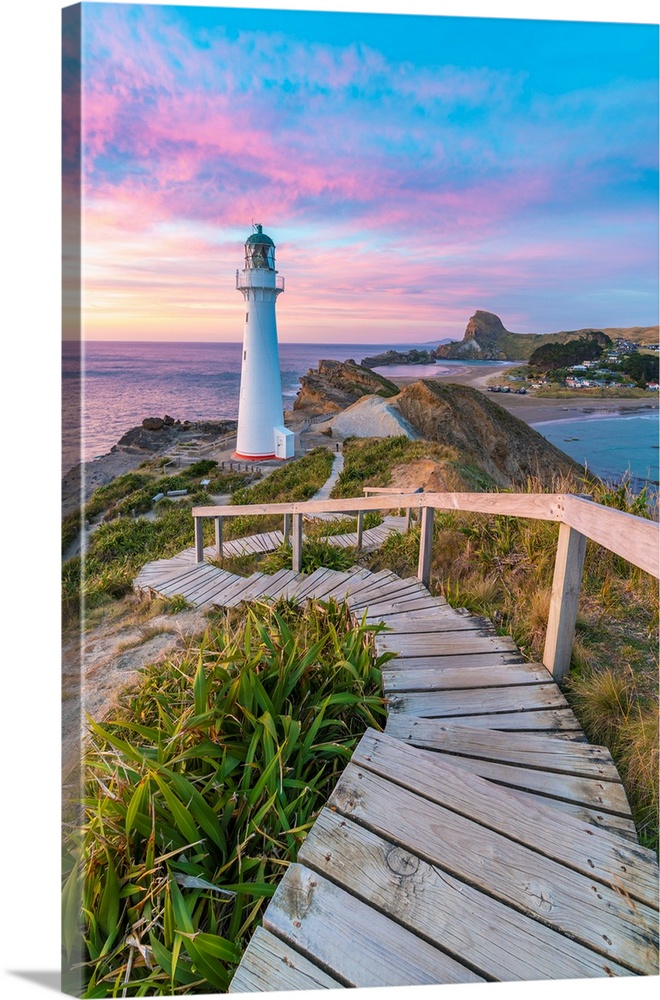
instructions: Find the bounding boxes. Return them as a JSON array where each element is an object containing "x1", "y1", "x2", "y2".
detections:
[{"x1": 73, "y1": 2, "x2": 658, "y2": 341}]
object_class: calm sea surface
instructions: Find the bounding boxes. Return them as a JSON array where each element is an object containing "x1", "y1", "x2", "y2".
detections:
[
  {"x1": 62, "y1": 341, "x2": 658, "y2": 487},
  {"x1": 532, "y1": 413, "x2": 659, "y2": 488}
]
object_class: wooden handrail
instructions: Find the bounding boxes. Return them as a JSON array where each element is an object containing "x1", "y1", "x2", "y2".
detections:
[{"x1": 192, "y1": 491, "x2": 659, "y2": 682}]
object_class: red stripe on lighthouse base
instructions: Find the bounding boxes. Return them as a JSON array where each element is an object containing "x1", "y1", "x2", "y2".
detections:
[{"x1": 234, "y1": 451, "x2": 278, "y2": 461}]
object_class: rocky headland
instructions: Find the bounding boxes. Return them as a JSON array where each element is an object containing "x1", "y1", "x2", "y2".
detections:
[
  {"x1": 294, "y1": 360, "x2": 584, "y2": 489},
  {"x1": 359, "y1": 310, "x2": 660, "y2": 365},
  {"x1": 293, "y1": 358, "x2": 398, "y2": 415}
]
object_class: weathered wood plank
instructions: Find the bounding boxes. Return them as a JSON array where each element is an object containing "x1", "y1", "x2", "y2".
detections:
[
  {"x1": 381, "y1": 660, "x2": 553, "y2": 691},
  {"x1": 419, "y1": 709, "x2": 585, "y2": 733},
  {"x1": 544, "y1": 522, "x2": 588, "y2": 682},
  {"x1": 299, "y1": 809, "x2": 636, "y2": 981},
  {"x1": 378, "y1": 634, "x2": 520, "y2": 655},
  {"x1": 328, "y1": 763, "x2": 659, "y2": 972},
  {"x1": 263, "y1": 864, "x2": 484, "y2": 987},
  {"x1": 363, "y1": 597, "x2": 447, "y2": 616},
  {"x1": 503, "y1": 786, "x2": 640, "y2": 841},
  {"x1": 352, "y1": 731, "x2": 658, "y2": 907},
  {"x1": 383, "y1": 716, "x2": 620, "y2": 778},
  {"x1": 563, "y1": 494, "x2": 660, "y2": 579},
  {"x1": 229, "y1": 926, "x2": 343, "y2": 992},
  {"x1": 387, "y1": 683, "x2": 571, "y2": 718}
]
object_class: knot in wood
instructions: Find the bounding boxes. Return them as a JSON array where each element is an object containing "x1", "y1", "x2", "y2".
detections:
[{"x1": 386, "y1": 847, "x2": 419, "y2": 877}]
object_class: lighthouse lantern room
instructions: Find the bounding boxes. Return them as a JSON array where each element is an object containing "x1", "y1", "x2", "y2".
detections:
[{"x1": 235, "y1": 224, "x2": 294, "y2": 460}]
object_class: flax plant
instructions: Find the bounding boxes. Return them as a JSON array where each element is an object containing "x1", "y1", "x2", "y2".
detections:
[{"x1": 63, "y1": 599, "x2": 392, "y2": 996}]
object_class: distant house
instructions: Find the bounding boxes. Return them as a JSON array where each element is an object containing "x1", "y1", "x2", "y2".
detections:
[{"x1": 646, "y1": 383, "x2": 659, "y2": 391}]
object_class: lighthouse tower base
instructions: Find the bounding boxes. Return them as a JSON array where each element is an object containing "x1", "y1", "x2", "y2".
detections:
[{"x1": 234, "y1": 425, "x2": 294, "y2": 462}]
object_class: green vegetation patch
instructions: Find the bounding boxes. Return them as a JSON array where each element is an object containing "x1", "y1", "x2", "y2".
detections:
[
  {"x1": 226, "y1": 448, "x2": 334, "y2": 539},
  {"x1": 63, "y1": 600, "x2": 391, "y2": 996},
  {"x1": 331, "y1": 436, "x2": 460, "y2": 498}
]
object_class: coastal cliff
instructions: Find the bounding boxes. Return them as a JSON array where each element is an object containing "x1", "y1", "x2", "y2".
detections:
[
  {"x1": 293, "y1": 359, "x2": 398, "y2": 415},
  {"x1": 390, "y1": 380, "x2": 581, "y2": 488},
  {"x1": 296, "y1": 361, "x2": 584, "y2": 489}
]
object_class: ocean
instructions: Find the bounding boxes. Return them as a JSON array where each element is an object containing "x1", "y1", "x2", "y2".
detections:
[
  {"x1": 62, "y1": 341, "x2": 659, "y2": 488},
  {"x1": 532, "y1": 412, "x2": 659, "y2": 489}
]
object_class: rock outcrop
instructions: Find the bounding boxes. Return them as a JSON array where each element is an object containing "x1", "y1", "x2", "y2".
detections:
[
  {"x1": 293, "y1": 359, "x2": 398, "y2": 415},
  {"x1": 361, "y1": 348, "x2": 437, "y2": 368},
  {"x1": 434, "y1": 311, "x2": 660, "y2": 362},
  {"x1": 321, "y1": 394, "x2": 420, "y2": 442},
  {"x1": 391, "y1": 380, "x2": 582, "y2": 488}
]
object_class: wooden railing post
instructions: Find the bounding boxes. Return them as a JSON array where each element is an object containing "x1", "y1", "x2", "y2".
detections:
[
  {"x1": 214, "y1": 516, "x2": 223, "y2": 560},
  {"x1": 292, "y1": 513, "x2": 303, "y2": 573},
  {"x1": 543, "y1": 522, "x2": 587, "y2": 682},
  {"x1": 194, "y1": 516, "x2": 204, "y2": 563},
  {"x1": 405, "y1": 507, "x2": 413, "y2": 533},
  {"x1": 417, "y1": 506, "x2": 434, "y2": 588},
  {"x1": 356, "y1": 510, "x2": 364, "y2": 551},
  {"x1": 283, "y1": 513, "x2": 291, "y2": 546}
]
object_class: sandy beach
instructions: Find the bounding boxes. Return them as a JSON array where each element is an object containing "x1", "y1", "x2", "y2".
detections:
[{"x1": 387, "y1": 363, "x2": 659, "y2": 425}]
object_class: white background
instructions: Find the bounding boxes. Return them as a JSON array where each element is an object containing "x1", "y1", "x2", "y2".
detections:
[{"x1": 1, "y1": 1, "x2": 657, "y2": 998}]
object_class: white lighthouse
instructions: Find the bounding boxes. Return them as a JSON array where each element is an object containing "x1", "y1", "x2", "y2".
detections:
[{"x1": 235, "y1": 224, "x2": 294, "y2": 460}]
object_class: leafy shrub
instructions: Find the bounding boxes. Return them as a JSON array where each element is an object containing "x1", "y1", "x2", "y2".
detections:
[
  {"x1": 63, "y1": 600, "x2": 390, "y2": 996},
  {"x1": 183, "y1": 459, "x2": 219, "y2": 478}
]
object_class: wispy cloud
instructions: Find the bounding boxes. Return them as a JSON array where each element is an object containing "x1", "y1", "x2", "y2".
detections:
[{"x1": 78, "y1": 4, "x2": 658, "y2": 341}]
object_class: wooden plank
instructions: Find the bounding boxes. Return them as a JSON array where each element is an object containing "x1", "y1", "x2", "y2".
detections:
[
  {"x1": 378, "y1": 634, "x2": 520, "y2": 655},
  {"x1": 417, "y1": 505, "x2": 434, "y2": 587},
  {"x1": 229, "y1": 926, "x2": 343, "y2": 992},
  {"x1": 292, "y1": 513, "x2": 303, "y2": 572},
  {"x1": 382, "y1": 652, "x2": 529, "y2": 674},
  {"x1": 544, "y1": 522, "x2": 588, "y2": 682},
  {"x1": 383, "y1": 716, "x2": 620, "y2": 778},
  {"x1": 327, "y1": 763, "x2": 659, "y2": 972},
  {"x1": 389, "y1": 708, "x2": 585, "y2": 733},
  {"x1": 157, "y1": 565, "x2": 218, "y2": 597},
  {"x1": 204, "y1": 573, "x2": 263, "y2": 606},
  {"x1": 352, "y1": 731, "x2": 658, "y2": 907},
  {"x1": 364, "y1": 597, "x2": 446, "y2": 617},
  {"x1": 224, "y1": 573, "x2": 269, "y2": 605},
  {"x1": 302, "y1": 570, "x2": 354, "y2": 600},
  {"x1": 193, "y1": 491, "x2": 564, "y2": 521},
  {"x1": 261, "y1": 570, "x2": 302, "y2": 599},
  {"x1": 382, "y1": 660, "x2": 552, "y2": 691},
  {"x1": 387, "y1": 683, "x2": 571, "y2": 718},
  {"x1": 563, "y1": 494, "x2": 660, "y2": 579},
  {"x1": 503, "y1": 787, "x2": 640, "y2": 842},
  {"x1": 380, "y1": 614, "x2": 495, "y2": 634},
  {"x1": 263, "y1": 864, "x2": 484, "y2": 987},
  {"x1": 183, "y1": 570, "x2": 238, "y2": 604},
  {"x1": 429, "y1": 750, "x2": 635, "y2": 821},
  {"x1": 349, "y1": 580, "x2": 427, "y2": 609},
  {"x1": 300, "y1": 809, "x2": 636, "y2": 982}
]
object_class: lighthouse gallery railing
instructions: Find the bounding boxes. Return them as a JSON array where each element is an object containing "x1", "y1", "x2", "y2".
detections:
[
  {"x1": 236, "y1": 270, "x2": 285, "y2": 291},
  {"x1": 192, "y1": 491, "x2": 659, "y2": 683}
]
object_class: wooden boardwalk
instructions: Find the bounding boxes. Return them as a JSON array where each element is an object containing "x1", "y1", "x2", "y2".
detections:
[{"x1": 132, "y1": 531, "x2": 659, "y2": 987}]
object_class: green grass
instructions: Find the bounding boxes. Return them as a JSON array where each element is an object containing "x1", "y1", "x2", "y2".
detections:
[
  {"x1": 225, "y1": 448, "x2": 334, "y2": 539},
  {"x1": 330, "y1": 436, "x2": 462, "y2": 498},
  {"x1": 62, "y1": 450, "x2": 336, "y2": 622},
  {"x1": 63, "y1": 600, "x2": 392, "y2": 997}
]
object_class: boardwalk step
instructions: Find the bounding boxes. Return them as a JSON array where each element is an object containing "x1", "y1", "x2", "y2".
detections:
[
  {"x1": 323, "y1": 759, "x2": 658, "y2": 973},
  {"x1": 262, "y1": 863, "x2": 483, "y2": 988},
  {"x1": 296, "y1": 813, "x2": 640, "y2": 983}
]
